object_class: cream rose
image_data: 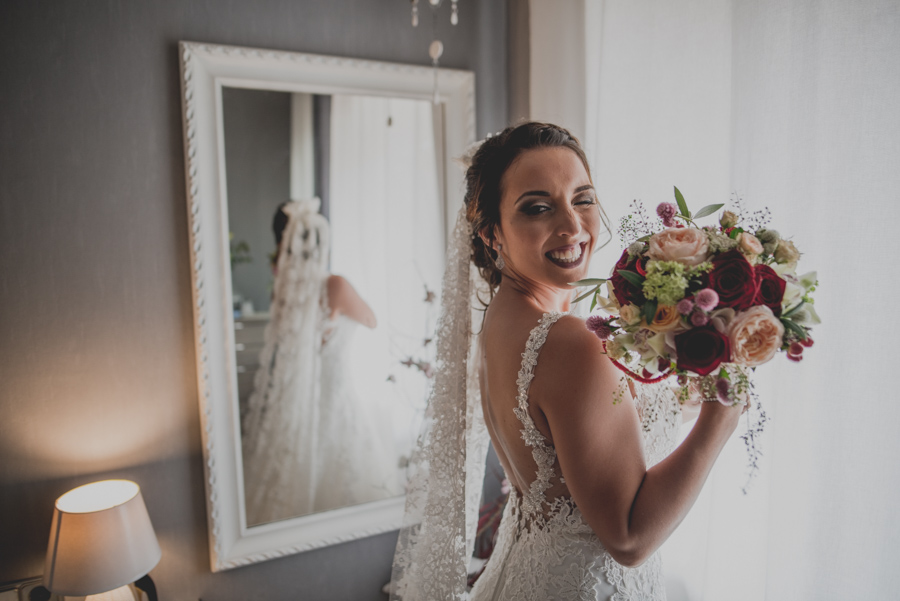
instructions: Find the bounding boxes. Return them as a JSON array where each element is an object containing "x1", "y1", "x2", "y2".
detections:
[
  {"x1": 647, "y1": 304, "x2": 682, "y2": 332},
  {"x1": 774, "y1": 239, "x2": 801, "y2": 265},
  {"x1": 737, "y1": 232, "x2": 764, "y2": 257},
  {"x1": 647, "y1": 227, "x2": 710, "y2": 267},
  {"x1": 728, "y1": 305, "x2": 785, "y2": 367},
  {"x1": 618, "y1": 303, "x2": 641, "y2": 325}
]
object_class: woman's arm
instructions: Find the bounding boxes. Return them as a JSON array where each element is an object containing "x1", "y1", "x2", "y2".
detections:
[
  {"x1": 327, "y1": 275, "x2": 377, "y2": 328},
  {"x1": 534, "y1": 316, "x2": 741, "y2": 567}
]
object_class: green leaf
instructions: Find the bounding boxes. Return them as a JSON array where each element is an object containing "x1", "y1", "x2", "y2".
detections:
[
  {"x1": 642, "y1": 299, "x2": 658, "y2": 324},
  {"x1": 569, "y1": 278, "x2": 608, "y2": 286},
  {"x1": 728, "y1": 227, "x2": 745, "y2": 239},
  {"x1": 590, "y1": 294, "x2": 598, "y2": 312},
  {"x1": 693, "y1": 203, "x2": 725, "y2": 219},
  {"x1": 674, "y1": 186, "x2": 690, "y2": 218},
  {"x1": 636, "y1": 234, "x2": 653, "y2": 243},
  {"x1": 616, "y1": 269, "x2": 645, "y2": 288},
  {"x1": 573, "y1": 287, "x2": 598, "y2": 304},
  {"x1": 781, "y1": 318, "x2": 809, "y2": 341},
  {"x1": 718, "y1": 367, "x2": 730, "y2": 380}
]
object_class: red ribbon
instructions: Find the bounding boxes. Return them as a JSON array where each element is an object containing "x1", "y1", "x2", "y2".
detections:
[{"x1": 602, "y1": 341, "x2": 675, "y2": 384}]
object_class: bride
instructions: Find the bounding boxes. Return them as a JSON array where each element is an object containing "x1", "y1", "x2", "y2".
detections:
[
  {"x1": 241, "y1": 198, "x2": 399, "y2": 526},
  {"x1": 390, "y1": 123, "x2": 744, "y2": 600}
]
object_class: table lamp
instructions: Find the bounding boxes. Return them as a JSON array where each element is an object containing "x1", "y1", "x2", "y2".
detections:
[{"x1": 43, "y1": 480, "x2": 161, "y2": 601}]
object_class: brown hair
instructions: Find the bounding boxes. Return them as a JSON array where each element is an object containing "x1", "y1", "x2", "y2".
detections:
[{"x1": 464, "y1": 121, "x2": 602, "y2": 294}]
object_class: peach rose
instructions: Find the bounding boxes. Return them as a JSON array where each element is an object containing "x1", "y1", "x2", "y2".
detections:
[
  {"x1": 647, "y1": 304, "x2": 682, "y2": 332},
  {"x1": 647, "y1": 227, "x2": 710, "y2": 267},
  {"x1": 728, "y1": 305, "x2": 785, "y2": 367},
  {"x1": 737, "y1": 232, "x2": 764, "y2": 258}
]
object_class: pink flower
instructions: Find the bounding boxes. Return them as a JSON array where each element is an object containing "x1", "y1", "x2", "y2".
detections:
[
  {"x1": 657, "y1": 202, "x2": 678, "y2": 227},
  {"x1": 715, "y1": 377, "x2": 732, "y2": 405},
  {"x1": 690, "y1": 311, "x2": 710, "y2": 327},
  {"x1": 728, "y1": 305, "x2": 785, "y2": 367},
  {"x1": 586, "y1": 315, "x2": 613, "y2": 339},
  {"x1": 694, "y1": 288, "x2": 719, "y2": 312},
  {"x1": 647, "y1": 227, "x2": 710, "y2": 267},
  {"x1": 676, "y1": 298, "x2": 695, "y2": 315}
]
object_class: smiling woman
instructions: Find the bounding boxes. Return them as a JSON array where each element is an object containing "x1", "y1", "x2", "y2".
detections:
[{"x1": 390, "y1": 123, "x2": 745, "y2": 601}]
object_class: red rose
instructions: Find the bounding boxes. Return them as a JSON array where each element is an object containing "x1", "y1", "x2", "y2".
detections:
[
  {"x1": 709, "y1": 250, "x2": 758, "y2": 311},
  {"x1": 754, "y1": 264, "x2": 786, "y2": 316},
  {"x1": 609, "y1": 249, "x2": 646, "y2": 307},
  {"x1": 674, "y1": 326, "x2": 731, "y2": 376}
]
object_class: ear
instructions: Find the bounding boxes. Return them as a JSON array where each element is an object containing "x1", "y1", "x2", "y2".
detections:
[
  {"x1": 477, "y1": 226, "x2": 495, "y2": 251},
  {"x1": 478, "y1": 224, "x2": 503, "y2": 251}
]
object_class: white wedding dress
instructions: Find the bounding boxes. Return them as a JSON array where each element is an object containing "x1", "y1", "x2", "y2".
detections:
[
  {"x1": 313, "y1": 313, "x2": 401, "y2": 511},
  {"x1": 242, "y1": 283, "x2": 400, "y2": 526},
  {"x1": 469, "y1": 312, "x2": 682, "y2": 601}
]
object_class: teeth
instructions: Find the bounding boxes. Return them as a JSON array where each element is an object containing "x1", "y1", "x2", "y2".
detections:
[{"x1": 548, "y1": 245, "x2": 583, "y2": 262}]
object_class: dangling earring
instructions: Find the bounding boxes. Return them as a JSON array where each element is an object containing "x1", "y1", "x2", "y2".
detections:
[{"x1": 494, "y1": 244, "x2": 505, "y2": 271}]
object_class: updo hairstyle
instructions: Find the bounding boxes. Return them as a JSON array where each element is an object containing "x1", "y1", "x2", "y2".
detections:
[{"x1": 464, "y1": 121, "x2": 597, "y2": 291}]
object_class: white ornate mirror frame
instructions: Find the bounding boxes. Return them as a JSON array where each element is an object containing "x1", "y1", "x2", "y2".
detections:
[{"x1": 178, "y1": 41, "x2": 475, "y2": 571}]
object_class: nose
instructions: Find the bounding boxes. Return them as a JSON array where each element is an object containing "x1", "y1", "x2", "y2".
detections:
[{"x1": 555, "y1": 204, "x2": 582, "y2": 238}]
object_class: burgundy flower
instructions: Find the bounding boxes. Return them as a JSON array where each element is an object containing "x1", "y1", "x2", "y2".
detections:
[
  {"x1": 708, "y1": 250, "x2": 759, "y2": 311},
  {"x1": 674, "y1": 326, "x2": 731, "y2": 376},
  {"x1": 609, "y1": 249, "x2": 646, "y2": 307},
  {"x1": 754, "y1": 264, "x2": 786, "y2": 316},
  {"x1": 586, "y1": 315, "x2": 613, "y2": 339}
]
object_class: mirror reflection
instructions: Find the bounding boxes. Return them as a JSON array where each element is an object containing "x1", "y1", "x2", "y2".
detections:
[{"x1": 222, "y1": 87, "x2": 444, "y2": 526}]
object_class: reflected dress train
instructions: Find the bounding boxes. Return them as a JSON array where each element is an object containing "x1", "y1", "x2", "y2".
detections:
[
  {"x1": 470, "y1": 312, "x2": 681, "y2": 601},
  {"x1": 242, "y1": 280, "x2": 400, "y2": 526}
]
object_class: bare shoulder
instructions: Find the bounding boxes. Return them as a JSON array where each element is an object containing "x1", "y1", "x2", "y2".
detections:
[
  {"x1": 540, "y1": 314, "x2": 617, "y2": 381},
  {"x1": 532, "y1": 314, "x2": 627, "y2": 417},
  {"x1": 326, "y1": 273, "x2": 349, "y2": 296}
]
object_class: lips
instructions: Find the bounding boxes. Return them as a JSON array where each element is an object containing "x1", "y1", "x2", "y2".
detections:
[{"x1": 546, "y1": 242, "x2": 587, "y2": 269}]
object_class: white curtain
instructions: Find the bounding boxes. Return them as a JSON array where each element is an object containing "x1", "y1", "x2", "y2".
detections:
[
  {"x1": 328, "y1": 94, "x2": 445, "y2": 466},
  {"x1": 529, "y1": 0, "x2": 900, "y2": 598}
]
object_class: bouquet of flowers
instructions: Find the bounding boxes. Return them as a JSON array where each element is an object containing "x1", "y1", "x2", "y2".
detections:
[{"x1": 573, "y1": 187, "x2": 820, "y2": 408}]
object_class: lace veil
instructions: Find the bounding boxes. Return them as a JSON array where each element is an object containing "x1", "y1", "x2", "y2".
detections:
[
  {"x1": 389, "y1": 191, "x2": 492, "y2": 599},
  {"x1": 241, "y1": 198, "x2": 331, "y2": 524}
]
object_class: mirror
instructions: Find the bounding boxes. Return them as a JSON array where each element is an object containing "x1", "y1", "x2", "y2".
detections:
[{"x1": 178, "y1": 41, "x2": 475, "y2": 570}]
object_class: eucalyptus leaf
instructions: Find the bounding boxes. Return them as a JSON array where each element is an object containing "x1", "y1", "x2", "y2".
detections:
[
  {"x1": 643, "y1": 299, "x2": 658, "y2": 324},
  {"x1": 569, "y1": 278, "x2": 608, "y2": 286},
  {"x1": 674, "y1": 186, "x2": 690, "y2": 218},
  {"x1": 693, "y1": 203, "x2": 725, "y2": 219},
  {"x1": 781, "y1": 318, "x2": 809, "y2": 341},
  {"x1": 636, "y1": 234, "x2": 653, "y2": 243},
  {"x1": 616, "y1": 269, "x2": 645, "y2": 288},
  {"x1": 590, "y1": 294, "x2": 598, "y2": 312},
  {"x1": 573, "y1": 287, "x2": 599, "y2": 304}
]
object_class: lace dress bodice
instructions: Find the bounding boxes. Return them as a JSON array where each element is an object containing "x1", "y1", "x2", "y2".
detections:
[{"x1": 470, "y1": 312, "x2": 681, "y2": 601}]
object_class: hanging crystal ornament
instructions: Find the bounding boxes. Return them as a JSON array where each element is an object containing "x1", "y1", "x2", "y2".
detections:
[
  {"x1": 429, "y1": 40, "x2": 444, "y2": 104},
  {"x1": 411, "y1": 0, "x2": 458, "y2": 27}
]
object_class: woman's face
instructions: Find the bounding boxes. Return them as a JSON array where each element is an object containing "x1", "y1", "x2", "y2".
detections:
[{"x1": 493, "y1": 146, "x2": 601, "y2": 293}]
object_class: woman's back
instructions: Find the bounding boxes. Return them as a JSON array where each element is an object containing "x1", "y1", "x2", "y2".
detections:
[{"x1": 473, "y1": 307, "x2": 678, "y2": 600}]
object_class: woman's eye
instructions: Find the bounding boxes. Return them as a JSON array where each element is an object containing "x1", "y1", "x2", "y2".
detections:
[
  {"x1": 523, "y1": 204, "x2": 550, "y2": 215},
  {"x1": 575, "y1": 196, "x2": 597, "y2": 206}
]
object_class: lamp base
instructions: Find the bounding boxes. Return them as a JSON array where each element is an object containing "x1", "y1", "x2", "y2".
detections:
[{"x1": 85, "y1": 584, "x2": 145, "y2": 601}]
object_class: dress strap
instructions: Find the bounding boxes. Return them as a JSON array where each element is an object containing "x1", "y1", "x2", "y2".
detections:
[{"x1": 512, "y1": 311, "x2": 566, "y2": 517}]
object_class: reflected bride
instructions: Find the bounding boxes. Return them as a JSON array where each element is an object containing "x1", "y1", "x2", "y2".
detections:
[{"x1": 241, "y1": 198, "x2": 400, "y2": 526}]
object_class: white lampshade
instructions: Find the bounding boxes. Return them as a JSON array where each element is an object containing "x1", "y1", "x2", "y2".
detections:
[{"x1": 43, "y1": 479, "x2": 161, "y2": 596}]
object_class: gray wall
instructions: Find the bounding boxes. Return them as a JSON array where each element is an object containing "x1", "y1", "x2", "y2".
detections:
[
  {"x1": 0, "y1": 1, "x2": 507, "y2": 599},
  {"x1": 222, "y1": 87, "x2": 291, "y2": 314}
]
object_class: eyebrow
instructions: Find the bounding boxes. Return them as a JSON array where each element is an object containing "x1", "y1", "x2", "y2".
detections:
[{"x1": 514, "y1": 184, "x2": 595, "y2": 205}]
